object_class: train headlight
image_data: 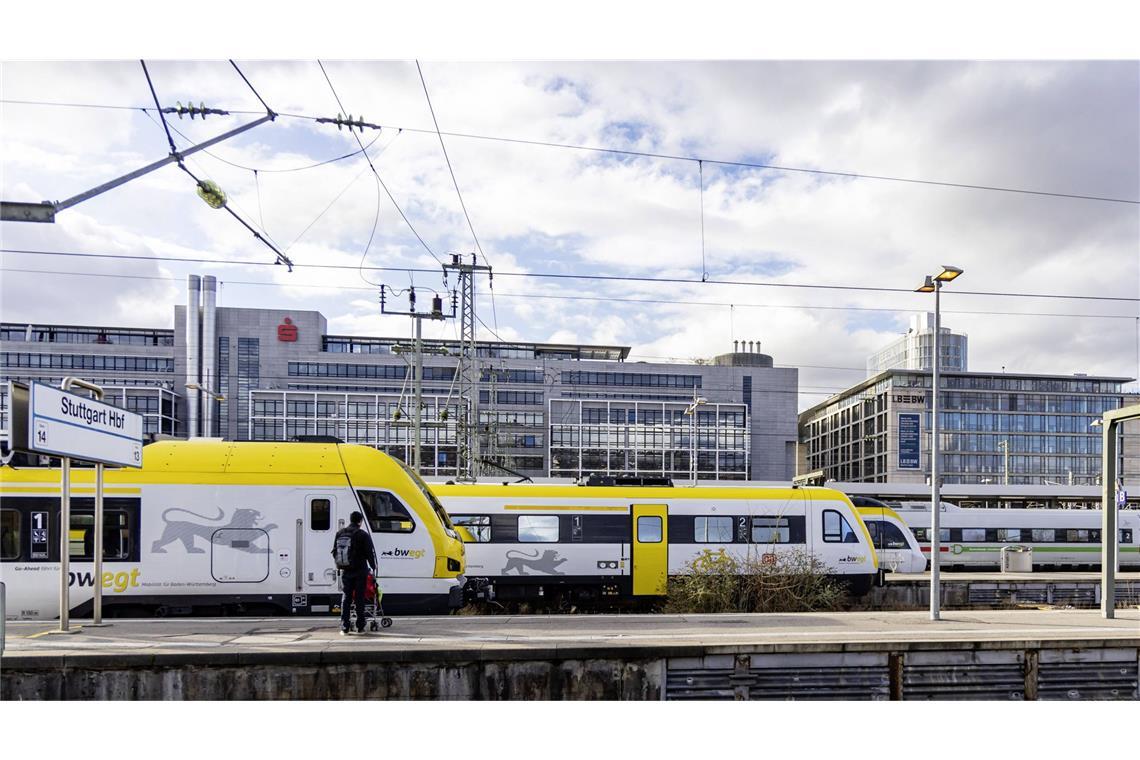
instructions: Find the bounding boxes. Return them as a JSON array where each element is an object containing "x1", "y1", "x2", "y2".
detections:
[
  {"x1": 445, "y1": 528, "x2": 459, "y2": 541},
  {"x1": 447, "y1": 558, "x2": 462, "y2": 573}
]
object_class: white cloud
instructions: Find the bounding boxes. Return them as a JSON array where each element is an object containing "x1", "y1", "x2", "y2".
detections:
[{"x1": 2, "y1": 60, "x2": 1136, "y2": 408}]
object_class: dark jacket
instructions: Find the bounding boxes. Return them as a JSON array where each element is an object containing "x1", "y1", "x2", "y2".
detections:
[{"x1": 331, "y1": 524, "x2": 377, "y2": 574}]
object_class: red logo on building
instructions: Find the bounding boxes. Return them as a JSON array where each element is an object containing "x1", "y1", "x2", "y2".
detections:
[{"x1": 277, "y1": 317, "x2": 298, "y2": 342}]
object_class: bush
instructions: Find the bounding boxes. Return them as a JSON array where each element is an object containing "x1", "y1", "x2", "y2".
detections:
[{"x1": 664, "y1": 548, "x2": 845, "y2": 614}]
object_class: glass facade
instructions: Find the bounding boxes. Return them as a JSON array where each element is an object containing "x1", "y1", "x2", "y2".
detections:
[
  {"x1": 248, "y1": 389, "x2": 463, "y2": 477},
  {"x1": 799, "y1": 370, "x2": 1135, "y2": 486},
  {"x1": 549, "y1": 398, "x2": 750, "y2": 481}
]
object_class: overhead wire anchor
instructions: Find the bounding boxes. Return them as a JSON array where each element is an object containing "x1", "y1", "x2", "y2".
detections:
[{"x1": 315, "y1": 113, "x2": 382, "y2": 132}]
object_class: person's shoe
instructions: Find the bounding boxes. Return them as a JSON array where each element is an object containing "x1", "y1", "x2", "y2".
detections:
[
  {"x1": 340, "y1": 627, "x2": 350, "y2": 636},
  {"x1": 356, "y1": 628, "x2": 367, "y2": 634}
]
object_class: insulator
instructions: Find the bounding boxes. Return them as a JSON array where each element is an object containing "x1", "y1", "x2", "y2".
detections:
[
  {"x1": 431, "y1": 295, "x2": 444, "y2": 318},
  {"x1": 196, "y1": 180, "x2": 227, "y2": 209}
]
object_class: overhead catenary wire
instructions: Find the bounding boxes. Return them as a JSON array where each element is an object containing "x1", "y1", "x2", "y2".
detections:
[
  {"x1": 135, "y1": 65, "x2": 293, "y2": 270},
  {"x1": 229, "y1": 60, "x2": 275, "y2": 117},
  {"x1": 416, "y1": 61, "x2": 500, "y2": 331},
  {"x1": 4, "y1": 263, "x2": 1135, "y2": 323},
  {"x1": 3, "y1": 247, "x2": 1137, "y2": 304},
  {"x1": 316, "y1": 59, "x2": 444, "y2": 267},
  {"x1": 5, "y1": 97, "x2": 1137, "y2": 205}
]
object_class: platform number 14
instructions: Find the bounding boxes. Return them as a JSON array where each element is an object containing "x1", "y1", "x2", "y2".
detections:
[{"x1": 34, "y1": 420, "x2": 48, "y2": 447}]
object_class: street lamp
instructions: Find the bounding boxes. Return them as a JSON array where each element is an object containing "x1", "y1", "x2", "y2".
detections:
[
  {"x1": 684, "y1": 394, "x2": 707, "y2": 485},
  {"x1": 185, "y1": 383, "x2": 225, "y2": 439},
  {"x1": 915, "y1": 264, "x2": 964, "y2": 621}
]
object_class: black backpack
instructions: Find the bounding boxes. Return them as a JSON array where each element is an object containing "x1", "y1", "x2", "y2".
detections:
[{"x1": 333, "y1": 527, "x2": 357, "y2": 570}]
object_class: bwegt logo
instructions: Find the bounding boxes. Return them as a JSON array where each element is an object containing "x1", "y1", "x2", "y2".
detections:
[{"x1": 69, "y1": 569, "x2": 141, "y2": 593}]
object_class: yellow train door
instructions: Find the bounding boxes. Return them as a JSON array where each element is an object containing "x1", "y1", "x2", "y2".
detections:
[{"x1": 632, "y1": 503, "x2": 668, "y2": 596}]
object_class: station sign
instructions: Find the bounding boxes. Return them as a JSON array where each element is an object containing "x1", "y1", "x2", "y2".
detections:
[
  {"x1": 23, "y1": 381, "x2": 143, "y2": 467},
  {"x1": 898, "y1": 412, "x2": 921, "y2": 470}
]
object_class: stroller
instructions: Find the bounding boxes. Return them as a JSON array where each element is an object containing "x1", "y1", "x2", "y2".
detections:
[{"x1": 347, "y1": 571, "x2": 392, "y2": 631}]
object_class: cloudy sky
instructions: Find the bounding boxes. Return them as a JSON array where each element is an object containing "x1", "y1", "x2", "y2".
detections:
[{"x1": 2, "y1": 59, "x2": 1138, "y2": 409}]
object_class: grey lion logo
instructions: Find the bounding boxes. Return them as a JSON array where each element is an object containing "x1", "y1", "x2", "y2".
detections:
[
  {"x1": 501, "y1": 549, "x2": 567, "y2": 575},
  {"x1": 150, "y1": 507, "x2": 278, "y2": 554}
]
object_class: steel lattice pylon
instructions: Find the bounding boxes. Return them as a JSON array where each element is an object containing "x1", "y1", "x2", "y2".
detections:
[{"x1": 444, "y1": 253, "x2": 491, "y2": 480}]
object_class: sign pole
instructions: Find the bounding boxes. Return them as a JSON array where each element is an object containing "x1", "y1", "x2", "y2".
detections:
[
  {"x1": 59, "y1": 456, "x2": 71, "y2": 632},
  {"x1": 94, "y1": 461, "x2": 104, "y2": 625}
]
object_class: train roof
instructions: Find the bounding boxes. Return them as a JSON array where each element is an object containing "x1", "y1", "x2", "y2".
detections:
[
  {"x1": 0, "y1": 440, "x2": 409, "y2": 488},
  {"x1": 430, "y1": 482, "x2": 854, "y2": 502}
]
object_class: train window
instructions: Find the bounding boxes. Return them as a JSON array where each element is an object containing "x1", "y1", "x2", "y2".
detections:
[
  {"x1": 518, "y1": 515, "x2": 559, "y2": 543},
  {"x1": 1065, "y1": 529, "x2": 1090, "y2": 543},
  {"x1": 998, "y1": 529, "x2": 1021, "y2": 542},
  {"x1": 357, "y1": 490, "x2": 416, "y2": 534},
  {"x1": 637, "y1": 516, "x2": 662, "y2": 543},
  {"x1": 940, "y1": 528, "x2": 950, "y2": 543},
  {"x1": 822, "y1": 510, "x2": 858, "y2": 543},
  {"x1": 912, "y1": 528, "x2": 927, "y2": 542},
  {"x1": 1031, "y1": 528, "x2": 1055, "y2": 543},
  {"x1": 310, "y1": 499, "x2": 331, "y2": 531},
  {"x1": 962, "y1": 528, "x2": 986, "y2": 543},
  {"x1": 452, "y1": 515, "x2": 491, "y2": 543},
  {"x1": 694, "y1": 516, "x2": 732, "y2": 543},
  {"x1": 581, "y1": 515, "x2": 629, "y2": 543},
  {"x1": 752, "y1": 517, "x2": 791, "y2": 544},
  {"x1": 1, "y1": 509, "x2": 20, "y2": 559},
  {"x1": 62, "y1": 510, "x2": 132, "y2": 560},
  {"x1": 877, "y1": 521, "x2": 910, "y2": 550}
]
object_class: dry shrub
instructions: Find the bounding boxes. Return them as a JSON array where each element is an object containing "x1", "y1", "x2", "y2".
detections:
[{"x1": 664, "y1": 547, "x2": 845, "y2": 614}]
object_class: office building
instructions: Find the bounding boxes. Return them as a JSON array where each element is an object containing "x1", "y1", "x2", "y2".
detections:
[{"x1": 1, "y1": 276, "x2": 800, "y2": 481}]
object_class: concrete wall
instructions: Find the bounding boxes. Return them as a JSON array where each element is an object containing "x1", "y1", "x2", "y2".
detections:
[{"x1": 4, "y1": 640, "x2": 1136, "y2": 700}]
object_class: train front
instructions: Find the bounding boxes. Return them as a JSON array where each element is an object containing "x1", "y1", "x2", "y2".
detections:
[{"x1": 340, "y1": 446, "x2": 466, "y2": 613}]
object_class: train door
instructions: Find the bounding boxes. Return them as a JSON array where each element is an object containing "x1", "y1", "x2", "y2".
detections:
[
  {"x1": 303, "y1": 494, "x2": 338, "y2": 587},
  {"x1": 631, "y1": 503, "x2": 668, "y2": 596}
]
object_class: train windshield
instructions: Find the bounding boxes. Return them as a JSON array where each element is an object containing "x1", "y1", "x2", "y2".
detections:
[
  {"x1": 867, "y1": 520, "x2": 910, "y2": 549},
  {"x1": 395, "y1": 458, "x2": 455, "y2": 530}
]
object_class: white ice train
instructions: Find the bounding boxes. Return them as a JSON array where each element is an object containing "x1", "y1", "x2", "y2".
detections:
[
  {"x1": 0, "y1": 440, "x2": 467, "y2": 619},
  {"x1": 891, "y1": 501, "x2": 1140, "y2": 570},
  {"x1": 432, "y1": 479, "x2": 882, "y2": 606}
]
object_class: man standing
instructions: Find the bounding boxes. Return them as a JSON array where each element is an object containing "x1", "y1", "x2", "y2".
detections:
[{"x1": 331, "y1": 510, "x2": 378, "y2": 635}]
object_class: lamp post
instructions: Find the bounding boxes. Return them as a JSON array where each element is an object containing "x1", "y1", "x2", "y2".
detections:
[
  {"x1": 185, "y1": 383, "x2": 225, "y2": 439},
  {"x1": 684, "y1": 393, "x2": 707, "y2": 485},
  {"x1": 915, "y1": 264, "x2": 963, "y2": 621}
]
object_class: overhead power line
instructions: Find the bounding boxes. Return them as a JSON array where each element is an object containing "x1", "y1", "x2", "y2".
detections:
[
  {"x1": 3, "y1": 248, "x2": 1137, "y2": 304},
  {"x1": 315, "y1": 60, "x2": 443, "y2": 267},
  {"x1": 2, "y1": 266, "x2": 1135, "y2": 322},
  {"x1": 416, "y1": 60, "x2": 499, "y2": 331},
  {"x1": 4, "y1": 99, "x2": 1136, "y2": 205}
]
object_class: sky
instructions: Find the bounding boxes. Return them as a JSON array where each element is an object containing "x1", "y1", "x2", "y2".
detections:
[{"x1": 2, "y1": 59, "x2": 1138, "y2": 410}]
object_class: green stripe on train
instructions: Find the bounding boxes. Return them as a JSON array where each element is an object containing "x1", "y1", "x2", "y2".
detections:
[{"x1": 948, "y1": 545, "x2": 1139, "y2": 554}]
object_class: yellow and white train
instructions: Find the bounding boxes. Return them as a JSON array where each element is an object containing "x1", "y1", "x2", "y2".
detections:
[
  {"x1": 433, "y1": 481, "x2": 881, "y2": 606},
  {"x1": 0, "y1": 440, "x2": 466, "y2": 619}
]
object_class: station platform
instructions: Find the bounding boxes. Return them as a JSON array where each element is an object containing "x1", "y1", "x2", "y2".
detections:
[{"x1": 4, "y1": 609, "x2": 1139, "y2": 700}]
